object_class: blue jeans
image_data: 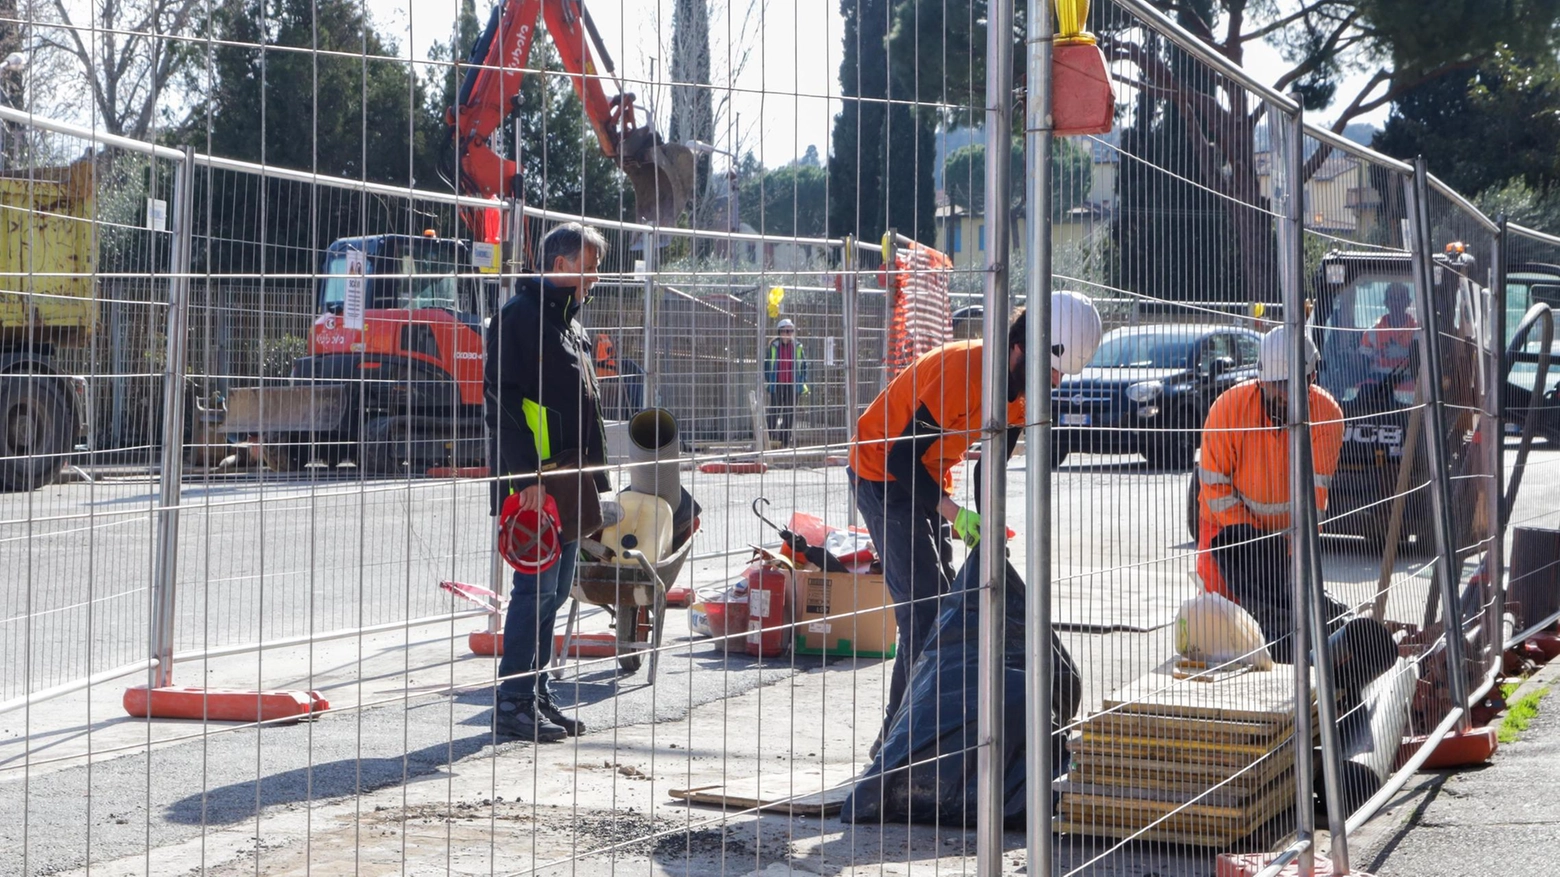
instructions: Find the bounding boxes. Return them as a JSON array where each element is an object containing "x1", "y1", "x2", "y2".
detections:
[
  {"x1": 497, "y1": 541, "x2": 578, "y2": 706},
  {"x1": 850, "y1": 472, "x2": 953, "y2": 742}
]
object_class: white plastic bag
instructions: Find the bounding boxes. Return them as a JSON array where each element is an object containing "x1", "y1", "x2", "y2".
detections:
[{"x1": 1174, "y1": 592, "x2": 1274, "y2": 671}]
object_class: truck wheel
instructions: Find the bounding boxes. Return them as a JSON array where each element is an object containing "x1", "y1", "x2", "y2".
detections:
[{"x1": 0, "y1": 378, "x2": 72, "y2": 492}]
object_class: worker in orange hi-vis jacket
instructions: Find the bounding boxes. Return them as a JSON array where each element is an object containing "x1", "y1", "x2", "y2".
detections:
[
  {"x1": 849, "y1": 292, "x2": 1103, "y2": 752},
  {"x1": 1195, "y1": 325, "x2": 1354, "y2": 664}
]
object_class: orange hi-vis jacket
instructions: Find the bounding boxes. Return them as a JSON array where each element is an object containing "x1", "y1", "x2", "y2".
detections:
[
  {"x1": 1195, "y1": 380, "x2": 1344, "y2": 595},
  {"x1": 849, "y1": 340, "x2": 1026, "y2": 503},
  {"x1": 1361, "y1": 313, "x2": 1418, "y2": 371}
]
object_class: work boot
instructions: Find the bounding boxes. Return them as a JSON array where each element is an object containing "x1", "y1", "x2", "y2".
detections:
[
  {"x1": 537, "y1": 696, "x2": 587, "y2": 737},
  {"x1": 493, "y1": 699, "x2": 566, "y2": 743}
]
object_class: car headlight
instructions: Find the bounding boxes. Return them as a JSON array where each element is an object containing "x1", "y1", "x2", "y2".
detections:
[{"x1": 1125, "y1": 380, "x2": 1163, "y2": 403}]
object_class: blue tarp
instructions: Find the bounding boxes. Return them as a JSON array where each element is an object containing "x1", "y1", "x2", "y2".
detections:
[{"x1": 840, "y1": 558, "x2": 1081, "y2": 825}]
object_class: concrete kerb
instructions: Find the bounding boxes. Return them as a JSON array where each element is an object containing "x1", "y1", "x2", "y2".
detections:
[{"x1": 1344, "y1": 653, "x2": 1560, "y2": 865}]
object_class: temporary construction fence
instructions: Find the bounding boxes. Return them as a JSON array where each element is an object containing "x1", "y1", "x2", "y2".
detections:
[{"x1": 0, "y1": 3, "x2": 1557, "y2": 877}]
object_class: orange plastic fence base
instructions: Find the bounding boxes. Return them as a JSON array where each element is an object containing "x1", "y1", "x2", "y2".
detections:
[
  {"x1": 1217, "y1": 853, "x2": 1363, "y2": 876},
  {"x1": 467, "y1": 629, "x2": 619, "y2": 658},
  {"x1": 426, "y1": 466, "x2": 490, "y2": 479},
  {"x1": 1402, "y1": 725, "x2": 1500, "y2": 770},
  {"x1": 699, "y1": 461, "x2": 767, "y2": 475},
  {"x1": 123, "y1": 685, "x2": 329, "y2": 723}
]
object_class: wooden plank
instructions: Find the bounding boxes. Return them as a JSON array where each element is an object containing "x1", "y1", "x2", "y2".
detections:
[
  {"x1": 1055, "y1": 769, "x2": 1292, "y2": 809},
  {"x1": 1077, "y1": 730, "x2": 1280, "y2": 759},
  {"x1": 1101, "y1": 661, "x2": 1315, "y2": 724},
  {"x1": 1069, "y1": 748, "x2": 1296, "y2": 793},
  {"x1": 1079, "y1": 712, "x2": 1293, "y2": 748},
  {"x1": 1058, "y1": 783, "x2": 1294, "y2": 848},
  {"x1": 1070, "y1": 736, "x2": 1292, "y2": 769},
  {"x1": 668, "y1": 768, "x2": 858, "y2": 817}
]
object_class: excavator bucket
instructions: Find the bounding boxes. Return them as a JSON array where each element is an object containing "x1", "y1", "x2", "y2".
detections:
[{"x1": 620, "y1": 128, "x2": 696, "y2": 228}]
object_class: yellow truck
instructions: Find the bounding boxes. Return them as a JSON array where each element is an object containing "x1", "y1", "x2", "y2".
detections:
[{"x1": 0, "y1": 159, "x2": 93, "y2": 490}]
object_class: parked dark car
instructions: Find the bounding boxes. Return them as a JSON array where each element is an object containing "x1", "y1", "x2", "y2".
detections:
[{"x1": 1052, "y1": 323, "x2": 1263, "y2": 470}]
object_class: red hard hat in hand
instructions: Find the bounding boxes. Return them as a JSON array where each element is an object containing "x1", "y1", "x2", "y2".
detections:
[{"x1": 499, "y1": 492, "x2": 563, "y2": 575}]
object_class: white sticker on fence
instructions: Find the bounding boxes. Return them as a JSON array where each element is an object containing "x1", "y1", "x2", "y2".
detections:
[
  {"x1": 472, "y1": 241, "x2": 498, "y2": 274},
  {"x1": 825, "y1": 336, "x2": 838, "y2": 366},
  {"x1": 343, "y1": 250, "x2": 366, "y2": 330},
  {"x1": 147, "y1": 198, "x2": 167, "y2": 232}
]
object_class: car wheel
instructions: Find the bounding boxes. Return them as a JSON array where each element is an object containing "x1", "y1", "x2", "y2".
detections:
[{"x1": 1145, "y1": 434, "x2": 1196, "y2": 471}]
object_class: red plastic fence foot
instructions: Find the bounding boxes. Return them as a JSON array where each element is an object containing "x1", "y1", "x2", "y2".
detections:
[
  {"x1": 698, "y1": 461, "x2": 767, "y2": 475},
  {"x1": 1401, "y1": 725, "x2": 1500, "y2": 769},
  {"x1": 665, "y1": 585, "x2": 692, "y2": 607},
  {"x1": 467, "y1": 630, "x2": 619, "y2": 658},
  {"x1": 123, "y1": 685, "x2": 328, "y2": 723},
  {"x1": 1217, "y1": 853, "x2": 1367, "y2": 876},
  {"x1": 425, "y1": 466, "x2": 490, "y2": 479}
]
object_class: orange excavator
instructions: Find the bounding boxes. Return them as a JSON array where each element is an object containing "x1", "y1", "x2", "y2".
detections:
[{"x1": 223, "y1": 0, "x2": 694, "y2": 473}]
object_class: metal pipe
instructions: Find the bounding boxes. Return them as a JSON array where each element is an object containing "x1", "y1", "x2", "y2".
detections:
[
  {"x1": 843, "y1": 235, "x2": 861, "y2": 529},
  {"x1": 978, "y1": 0, "x2": 1014, "y2": 868},
  {"x1": 1108, "y1": 0, "x2": 1300, "y2": 114},
  {"x1": 1024, "y1": 0, "x2": 1056, "y2": 872},
  {"x1": 1488, "y1": 221, "x2": 1509, "y2": 684},
  {"x1": 1425, "y1": 173, "x2": 1500, "y2": 234},
  {"x1": 1275, "y1": 101, "x2": 1318, "y2": 876},
  {"x1": 149, "y1": 147, "x2": 195, "y2": 688},
  {"x1": 0, "y1": 659, "x2": 158, "y2": 717},
  {"x1": 641, "y1": 239, "x2": 660, "y2": 408},
  {"x1": 1407, "y1": 157, "x2": 1472, "y2": 731},
  {"x1": 1508, "y1": 222, "x2": 1560, "y2": 247}
]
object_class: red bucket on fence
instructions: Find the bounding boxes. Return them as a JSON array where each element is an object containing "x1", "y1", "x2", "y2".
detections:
[{"x1": 744, "y1": 565, "x2": 790, "y2": 658}]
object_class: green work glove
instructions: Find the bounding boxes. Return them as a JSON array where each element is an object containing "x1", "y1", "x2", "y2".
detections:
[
  {"x1": 801, "y1": 384, "x2": 811, "y2": 396},
  {"x1": 952, "y1": 507, "x2": 982, "y2": 549}
]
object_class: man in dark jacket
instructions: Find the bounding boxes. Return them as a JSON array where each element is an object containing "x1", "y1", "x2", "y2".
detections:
[{"x1": 485, "y1": 222, "x2": 611, "y2": 743}]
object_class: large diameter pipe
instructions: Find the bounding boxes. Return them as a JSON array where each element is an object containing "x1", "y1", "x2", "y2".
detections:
[{"x1": 627, "y1": 408, "x2": 681, "y2": 509}]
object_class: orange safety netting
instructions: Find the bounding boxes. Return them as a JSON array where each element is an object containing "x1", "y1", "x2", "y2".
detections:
[{"x1": 884, "y1": 241, "x2": 954, "y2": 377}]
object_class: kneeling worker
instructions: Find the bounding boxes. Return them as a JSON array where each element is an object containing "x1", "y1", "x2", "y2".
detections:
[
  {"x1": 1197, "y1": 326, "x2": 1354, "y2": 663},
  {"x1": 848, "y1": 292, "x2": 1103, "y2": 747}
]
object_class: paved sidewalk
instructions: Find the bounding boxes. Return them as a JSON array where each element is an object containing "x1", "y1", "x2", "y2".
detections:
[{"x1": 1355, "y1": 660, "x2": 1559, "y2": 877}]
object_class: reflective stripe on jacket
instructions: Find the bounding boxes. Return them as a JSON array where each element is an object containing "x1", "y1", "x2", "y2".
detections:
[{"x1": 1195, "y1": 379, "x2": 1343, "y2": 594}]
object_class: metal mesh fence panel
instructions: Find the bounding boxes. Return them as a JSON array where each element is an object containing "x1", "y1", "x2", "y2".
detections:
[
  {"x1": 1501, "y1": 224, "x2": 1560, "y2": 645},
  {"x1": 0, "y1": 2, "x2": 1549, "y2": 876}
]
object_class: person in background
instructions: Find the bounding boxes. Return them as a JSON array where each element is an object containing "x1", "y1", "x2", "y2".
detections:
[{"x1": 764, "y1": 318, "x2": 811, "y2": 447}]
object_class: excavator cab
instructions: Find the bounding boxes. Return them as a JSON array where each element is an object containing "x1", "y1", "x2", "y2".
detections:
[{"x1": 318, "y1": 234, "x2": 487, "y2": 321}]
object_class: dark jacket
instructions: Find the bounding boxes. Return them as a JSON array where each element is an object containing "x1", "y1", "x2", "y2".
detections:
[{"x1": 484, "y1": 276, "x2": 611, "y2": 514}]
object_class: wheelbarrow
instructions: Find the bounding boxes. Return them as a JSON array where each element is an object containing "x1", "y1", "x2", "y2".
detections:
[{"x1": 557, "y1": 532, "x2": 697, "y2": 682}]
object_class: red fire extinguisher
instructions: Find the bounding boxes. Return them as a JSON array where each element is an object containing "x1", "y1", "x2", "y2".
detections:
[{"x1": 744, "y1": 561, "x2": 790, "y2": 658}]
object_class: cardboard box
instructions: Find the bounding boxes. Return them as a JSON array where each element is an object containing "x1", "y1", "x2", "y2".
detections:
[{"x1": 791, "y1": 570, "x2": 898, "y2": 659}]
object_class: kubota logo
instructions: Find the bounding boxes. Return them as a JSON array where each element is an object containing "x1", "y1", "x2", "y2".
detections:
[{"x1": 1344, "y1": 424, "x2": 1404, "y2": 445}]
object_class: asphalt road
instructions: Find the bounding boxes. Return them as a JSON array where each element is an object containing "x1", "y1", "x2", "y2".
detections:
[{"x1": 1, "y1": 441, "x2": 1558, "y2": 875}]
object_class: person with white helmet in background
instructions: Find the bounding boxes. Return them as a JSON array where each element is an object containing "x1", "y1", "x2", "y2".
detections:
[
  {"x1": 764, "y1": 318, "x2": 811, "y2": 447},
  {"x1": 848, "y1": 291, "x2": 1103, "y2": 750},
  {"x1": 1195, "y1": 325, "x2": 1357, "y2": 663}
]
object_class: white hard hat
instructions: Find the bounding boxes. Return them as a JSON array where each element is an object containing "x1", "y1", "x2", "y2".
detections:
[
  {"x1": 776, "y1": 318, "x2": 795, "y2": 331},
  {"x1": 1052, "y1": 291, "x2": 1103, "y2": 375},
  {"x1": 1257, "y1": 325, "x2": 1320, "y2": 383}
]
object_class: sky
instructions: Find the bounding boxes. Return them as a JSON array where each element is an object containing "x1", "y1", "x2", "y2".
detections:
[{"x1": 366, "y1": 0, "x2": 1390, "y2": 167}]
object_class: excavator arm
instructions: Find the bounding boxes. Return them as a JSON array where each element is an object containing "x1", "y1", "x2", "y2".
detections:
[{"x1": 447, "y1": 0, "x2": 695, "y2": 233}]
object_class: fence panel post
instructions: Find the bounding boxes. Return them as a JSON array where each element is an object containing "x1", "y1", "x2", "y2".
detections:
[
  {"x1": 1407, "y1": 158, "x2": 1472, "y2": 728},
  {"x1": 1273, "y1": 99, "x2": 1322, "y2": 876},
  {"x1": 149, "y1": 146, "x2": 195, "y2": 687},
  {"x1": 1023, "y1": 0, "x2": 1056, "y2": 873},
  {"x1": 978, "y1": 0, "x2": 1015, "y2": 871}
]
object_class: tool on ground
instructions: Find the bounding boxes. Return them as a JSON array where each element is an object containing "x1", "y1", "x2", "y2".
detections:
[{"x1": 751, "y1": 497, "x2": 851, "y2": 572}]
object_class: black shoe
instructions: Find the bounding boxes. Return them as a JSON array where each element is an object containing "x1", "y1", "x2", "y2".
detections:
[
  {"x1": 493, "y1": 700, "x2": 566, "y2": 743},
  {"x1": 537, "y1": 698, "x2": 587, "y2": 736}
]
